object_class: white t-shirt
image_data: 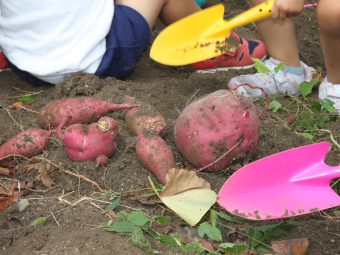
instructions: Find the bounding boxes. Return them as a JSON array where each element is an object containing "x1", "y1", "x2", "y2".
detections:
[{"x1": 0, "y1": 0, "x2": 114, "y2": 84}]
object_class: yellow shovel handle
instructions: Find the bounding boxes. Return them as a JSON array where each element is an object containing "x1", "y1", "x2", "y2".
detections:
[{"x1": 226, "y1": 0, "x2": 274, "y2": 31}]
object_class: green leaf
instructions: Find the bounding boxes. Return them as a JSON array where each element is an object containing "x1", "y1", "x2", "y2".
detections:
[
  {"x1": 127, "y1": 211, "x2": 150, "y2": 226},
  {"x1": 180, "y1": 243, "x2": 205, "y2": 254},
  {"x1": 154, "y1": 215, "x2": 171, "y2": 225},
  {"x1": 130, "y1": 229, "x2": 156, "y2": 254},
  {"x1": 198, "y1": 222, "x2": 222, "y2": 242},
  {"x1": 320, "y1": 99, "x2": 337, "y2": 113},
  {"x1": 105, "y1": 221, "x2": 137, "y2": 233},
  {"x1": 31, "y1": 216, "x2": 48, "y2": 227},
  {"x1": 216, "y1": 211, "x2": 251, "y2": 223},
  {"x1": 103, "y1": 195, "x2": 121, "y2": 213},
  {"x1": 297, "y1": 132, "x2": 314, "y2": 141},
  {"x1": 299, "y1": 78, "x2": 318, "y2": 97},
  {"x1": 219, "y1": 243, "x2": 249, "y2": 254},
  {"x1": 252, "y1": 58, "x2": 270, "y2": 74},
  {"x1": 19, "y1": 94, "x2": 38, "y2": 103},
  {"x1": 248, "y1": 221, "x2": 296, "y2": 252},
  {"x1": 269, "y1": 100, "x2": 282, "y2": 113},
  {"x1": 274, "y1": 63, "x2": 286, "y2": 73},
  {"x1": 160, "y1": 234, "x2": 180, "y2": 248},
  {"x1": 210, "y1": 209, "x2": 219, "y2": 227},
  {"x1": 116, "y1": 211, "x2": 128, "y2": 220}
]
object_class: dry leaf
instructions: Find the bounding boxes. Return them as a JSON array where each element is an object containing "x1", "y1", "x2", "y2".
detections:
[
  {"x1": 0, "y1": 178, "x2": 16, "y2": 196},
  {"x1": 272, "y1": 238, "x2": 309, "y2": 255},
  {"x1": 25, "y1": 162, "x2": 55, "y2": 187},
  {"x1": 161, "y1": 168, "x2": 211, "y2": 197},
  {"x1": 0, "y1": 192, "x2": 20, "y2": 212},
  {"x1": 159, "y1": 168, "x2": 217, "y2": 226},
  {"x1": 8, "y1": 101, "x2": 25, "y2": 110}
]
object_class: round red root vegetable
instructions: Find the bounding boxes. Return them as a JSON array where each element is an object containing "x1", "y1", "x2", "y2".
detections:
[
  {"x1": 38, "y1": 97, "x2": 137, "y2": 129},
  {"x1": 136, "y1": 131, "x2": 175, "y2": 184},
  {"x1": 58, "y1": 117, "x2": 118, "y2": 162},
  {"x1": 174, "y1": 89, "x2": 260, "y2": 171},
  {"x1": 124, "y1": 96, "x2": 167, "y2": 136},
  {"x1": 0, "y1": 129, "x2": 55, "y2": 160}
]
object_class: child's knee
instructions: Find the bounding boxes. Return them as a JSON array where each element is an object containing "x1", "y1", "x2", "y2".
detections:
[{"x1": 317, "y1": 0, "x2": 340, "y2": 35}]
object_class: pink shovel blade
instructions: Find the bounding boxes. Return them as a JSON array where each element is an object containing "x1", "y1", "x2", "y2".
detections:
[{"x1": 218, "y1": 142, "x2": 340, "y2": 220}]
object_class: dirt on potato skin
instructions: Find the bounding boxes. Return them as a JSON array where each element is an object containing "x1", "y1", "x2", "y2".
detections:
[{"x1": 0, "y1": 1, "x2": 339, "y2": 255}]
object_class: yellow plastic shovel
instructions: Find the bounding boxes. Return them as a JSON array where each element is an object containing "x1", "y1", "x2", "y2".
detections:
[{"x1": 150, "y1": 0, "x2": 273, "y2": 66}]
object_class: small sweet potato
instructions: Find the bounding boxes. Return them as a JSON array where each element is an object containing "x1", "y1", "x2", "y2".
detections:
[
  {"x1": 38, "y1": 97, "x2": 137, "y2": 129},
  {"x1": 136, "y1": 131, "x2": 174, "y2": 184},
  {"x1": 0, "y1": 129, "x2": 54, "y2": 161},
  {"x1": 57, "y1": 116, "x2": 118, "y2": 162},
  {"x1": 124, "y1": 96, "x2": 167, "y2": 136}
]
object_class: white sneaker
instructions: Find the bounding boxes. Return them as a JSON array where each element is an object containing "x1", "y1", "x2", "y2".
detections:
[
  {"x1": 319, "y1": 77, "x2": 340, "y2": 113},
  {"x1": 228, "y1": 57, "x2": 316, "y2": 98}
]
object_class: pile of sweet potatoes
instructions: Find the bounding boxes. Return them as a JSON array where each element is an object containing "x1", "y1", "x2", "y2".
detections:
[
  {"x1": 0, "y1": 97, "x2": 135, "y2": 164},
  {"x1": 0, "y1": 96, "x2": 175, "y2": 184},
  {"x1": 0, "y1": 89, "x2": 261, "y2": 183}
]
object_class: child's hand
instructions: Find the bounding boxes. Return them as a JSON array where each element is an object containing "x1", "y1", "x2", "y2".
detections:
[{"x1": 272, "y1": 0, "x2": 305, "y2": 20}]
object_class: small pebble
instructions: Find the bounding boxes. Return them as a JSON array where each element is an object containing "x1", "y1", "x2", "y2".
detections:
[{"x1": 17, "y1": 199, "x2": 30, "y2": 212}]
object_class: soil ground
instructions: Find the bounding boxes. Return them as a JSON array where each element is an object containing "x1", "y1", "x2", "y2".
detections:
[{"x1": 0, "y1": 1, "x2": 339, "y2": 254}]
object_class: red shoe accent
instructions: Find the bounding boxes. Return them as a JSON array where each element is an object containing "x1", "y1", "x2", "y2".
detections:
[
  {"x1": 0, "y1": 52, "x2": 9, "y2": 69},
  {"x1": 190, "y1": 32, "x2": 267, "y2": 72}
]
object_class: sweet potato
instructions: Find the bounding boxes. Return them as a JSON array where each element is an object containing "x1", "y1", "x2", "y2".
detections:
[
  {"x1": 38, "y1": 97, "x2": 137, "y2": 129},
  {"x1": 174, "y1": 90, "x2": 260, "y2": 171},
  {"x1": 124, "y1": 96, "x2": 167, "y2": 136},
  {"x1": 57, "y1": 116, "x2": 118, "y2": 162},
  {"x1": 0, "y1": 129, "x2": 54, "y2": 161},
  {"x1": 136, "y1": 131, "x2": 174, "y2": 184}
]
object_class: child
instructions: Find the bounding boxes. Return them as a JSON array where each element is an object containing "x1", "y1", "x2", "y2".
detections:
[
  {"x1": 0, "y1": 0, "x2": 266, "y2": 86},
  {"x1": 228, "y1": 0, "x2": 340, "y2": 113}
]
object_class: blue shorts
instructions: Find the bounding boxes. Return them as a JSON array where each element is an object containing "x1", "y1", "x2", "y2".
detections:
[
  {"x1": 10, "y1": 5, "x2": 150, "y2": 86},
  {"x1": 95, "y1": 5, "x2": 151, "y2": 80}
]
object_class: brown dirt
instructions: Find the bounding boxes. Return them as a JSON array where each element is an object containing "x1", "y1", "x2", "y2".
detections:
[{"x1": 0, "y1": 1, "x2": 339, "y2": 254}]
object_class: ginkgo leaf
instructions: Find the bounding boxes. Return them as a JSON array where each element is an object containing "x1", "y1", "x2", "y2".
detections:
[{"x1": 159, "y1": 168, "x2": 217, "y2": 226}]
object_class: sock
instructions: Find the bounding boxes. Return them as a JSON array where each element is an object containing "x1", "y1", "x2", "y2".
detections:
[{"x1": 287, "y1": 66, "x2": 304, "y2": 76}]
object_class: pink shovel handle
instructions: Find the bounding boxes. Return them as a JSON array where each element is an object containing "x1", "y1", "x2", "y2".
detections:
[{"x1": 291, "y1": 164, "x2": 340, "y2": 184}]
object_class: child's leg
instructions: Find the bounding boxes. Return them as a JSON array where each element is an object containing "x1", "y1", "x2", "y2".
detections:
[
  {"x1": 227, "y1": 0, "x2": 315, "y2": 98},
  {"x1": 317, "y1": 0, "x2": 340, "y2": 84},
  {"x1": 116, "y1": 0, "x2": 200, "y2": 27},
  {"x1": 248, "y1": 0, "x2": 300, "y2": 67},
  {"x1": 317, "y1": 0, "x2": 340, "y2": 111}
]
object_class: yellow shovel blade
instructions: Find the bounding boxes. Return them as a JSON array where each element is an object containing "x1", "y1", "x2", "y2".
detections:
[{"x1": 150, "y1": 0, "x2": 273, "y2": 66}]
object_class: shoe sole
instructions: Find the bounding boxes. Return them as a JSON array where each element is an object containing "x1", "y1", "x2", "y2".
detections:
[
  {"x1": 0, "y1": 68, "x2": 11, "y2": 72},
  {"x1": 194, "y1": 56, "x2": 266, "y2": 74}
]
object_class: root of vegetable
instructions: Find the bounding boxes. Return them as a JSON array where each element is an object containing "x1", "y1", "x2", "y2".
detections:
[
  {"x1": 174, "y1": 89, "x2": 260, "y2": 171},
  {"x1": 124, "y1": 96, "x2": 167, "y2": 136},
  {"x1": 0, "y1": 129, "x2": 55, "y2": 161},
  {"x1": 57, "y1": 116, "x2": 118, "y2": 162},
  {"x1": 136, "y1": 131, "x2": 174, "y2": 184},
  {"x1": 38, "y1": 97, "x2": 137, "y2": 128}
]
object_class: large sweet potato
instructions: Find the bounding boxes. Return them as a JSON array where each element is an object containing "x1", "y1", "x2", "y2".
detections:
[
  {"x1": 174, "y1": 90, "x2": 260, "y2": 171},
  {"x1": 38, "y1": 97, "x2": 137, "y2": 128},
  {"x1": 57, "y1": 117, "x2": 118, "y2": 162}
]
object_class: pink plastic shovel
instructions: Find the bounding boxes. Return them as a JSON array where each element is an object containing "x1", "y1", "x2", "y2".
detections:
[{"x1": 218, "y1": 142, "x2": 340, "y2": 220}]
